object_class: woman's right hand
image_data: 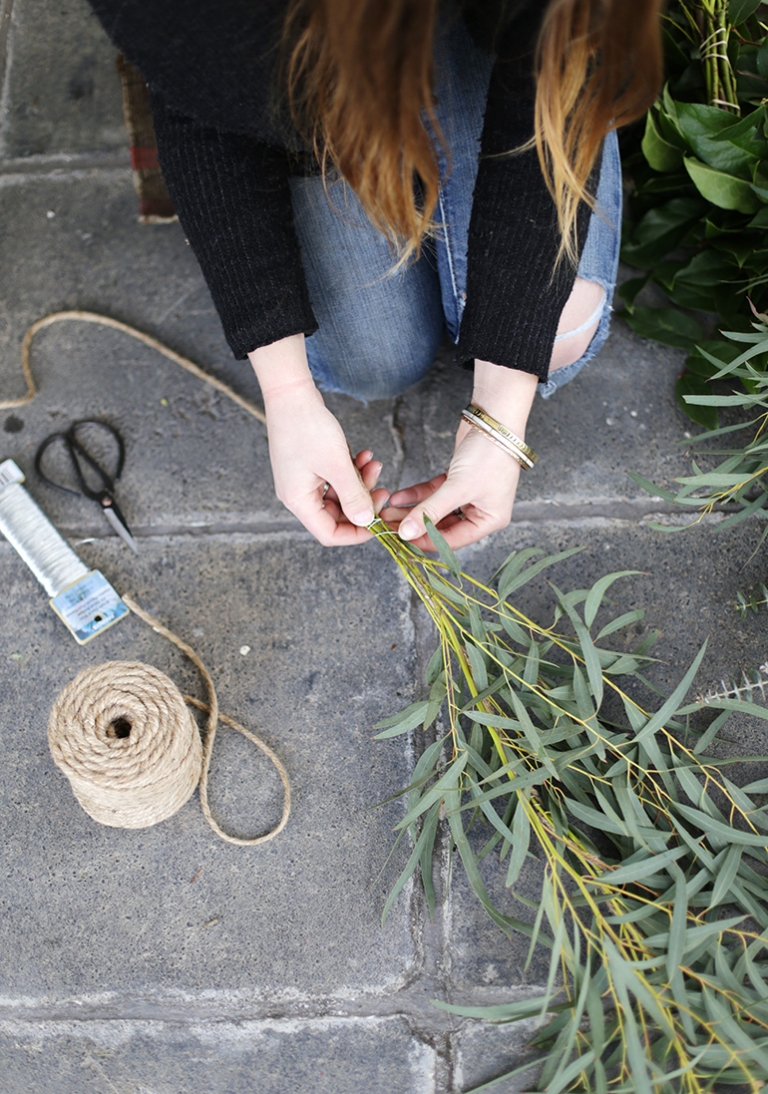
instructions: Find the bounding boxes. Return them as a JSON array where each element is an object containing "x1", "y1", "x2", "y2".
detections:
[{"x1": 249, "y1": 335, "x2": 383, "y2": 545}]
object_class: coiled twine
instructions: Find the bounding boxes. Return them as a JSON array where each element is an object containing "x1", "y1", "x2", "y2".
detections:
[{"x1": 48, "y1": 661, "x2": 203, "y2": 828}]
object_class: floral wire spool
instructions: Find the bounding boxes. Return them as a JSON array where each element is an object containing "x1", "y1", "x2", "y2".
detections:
[{"x1": 48, "y1": 662, "x2": 203, "y2": 828}]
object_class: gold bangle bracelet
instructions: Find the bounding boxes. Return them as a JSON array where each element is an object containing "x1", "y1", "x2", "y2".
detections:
[
  {"x1": 462, "y1": 404, "x2": 538, "y2": 466},
  {"x1": 460, "y1": 405, "x2": 537, "y2": 470}
]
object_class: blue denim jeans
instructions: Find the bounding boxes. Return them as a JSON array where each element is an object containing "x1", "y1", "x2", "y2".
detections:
[{"x1": 289, "y1": 17, "x2": 621, "y2": 402}]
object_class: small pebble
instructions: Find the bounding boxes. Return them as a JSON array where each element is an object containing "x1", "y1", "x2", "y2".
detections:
[
  {"x1": 46, "y1": 210, "x2": 55, "y2": 219},
  {"x1": 630, "y1": 410, "x2": 638, "y2": 418},
  {"x1": 605, "y1": 417, "x2": 615, "y2": 426},
  {"x1": 239, "y1": 645, "x2": 251, "y2": 656}
]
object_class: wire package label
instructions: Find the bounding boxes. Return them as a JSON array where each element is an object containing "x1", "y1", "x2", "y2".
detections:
[{"x1": 0, "y1": 457, "x2": 128, "y2": 643}]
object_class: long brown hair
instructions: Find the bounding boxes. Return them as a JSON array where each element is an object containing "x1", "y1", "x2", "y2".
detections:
[
  {"x1": 283, "y1": 0, "x2": 664, "y2": 264},
  {"x1": 536, "y1": 0, "x2": 665, "y2": 263},
  {"x1": 283, "y1": 0, "x2": 442, "y2": 262}
]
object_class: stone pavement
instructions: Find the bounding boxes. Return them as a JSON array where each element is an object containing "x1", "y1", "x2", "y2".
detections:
[{"x1": 1, "y1": 3, "x2": 767, "y2": 1092}]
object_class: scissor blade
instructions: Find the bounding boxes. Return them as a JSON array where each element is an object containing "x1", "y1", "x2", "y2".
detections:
[{"x1": 103, "y1": 506, "x2": 139, "y2": 554}]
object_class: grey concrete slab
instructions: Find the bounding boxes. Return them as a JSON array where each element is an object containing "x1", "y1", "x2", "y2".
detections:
[
  {"x1": 431, "y1": 517, "x2": 768, "y2": 996},
  {"x1": 452, "y1": 1020, "x2": 541, "y2": 1094},
  {"x1": 0, "y1": 0, "x2": 125, "y2": 160},
  {"x1": 0, "y1": 532, "x2": 418, "y2": 1008},
  {"x1": 0, "y1": 1016, "x2": 436, "y2": 1094},
  {"x1": 0, "y1": 172, "x2": 405, "y2": 534}
]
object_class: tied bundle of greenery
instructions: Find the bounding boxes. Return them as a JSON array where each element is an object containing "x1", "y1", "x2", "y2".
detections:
[
  {"x1": 620, "y1": 0, "x2": 768, "y2": 429},
  {"x1": 370, "y1": 518, "x2": 768, "y2": 1094}
]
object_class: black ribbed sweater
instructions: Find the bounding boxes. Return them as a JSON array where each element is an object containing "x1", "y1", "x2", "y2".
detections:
[{"x1": 87, "y1": 0, "x2": 592, "y2": 380}]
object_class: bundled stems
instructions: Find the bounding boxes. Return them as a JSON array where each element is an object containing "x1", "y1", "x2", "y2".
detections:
[{"x1": 680, "y1": 0, "x2": 740, "y2": 112}]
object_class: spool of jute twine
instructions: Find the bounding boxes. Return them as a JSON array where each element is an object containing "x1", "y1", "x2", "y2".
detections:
[
  {"x1": 48, "y1": 598, "x2": 291, "y2": 846},
  {"x1": 49, "y1": 661, "x2": 202, "y2": 828},
  {"x1": 6, "y1": 312, "x2": 290, "y2": 845}
]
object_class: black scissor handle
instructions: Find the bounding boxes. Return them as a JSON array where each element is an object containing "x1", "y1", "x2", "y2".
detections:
[{"x1": 35, "y1": 419, "x2": 126, "y2": 500}]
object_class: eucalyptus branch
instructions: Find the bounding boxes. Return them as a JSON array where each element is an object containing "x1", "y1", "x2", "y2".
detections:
[{"x1": 371, "y1": 519, "x2": 768, "y2": 1093}]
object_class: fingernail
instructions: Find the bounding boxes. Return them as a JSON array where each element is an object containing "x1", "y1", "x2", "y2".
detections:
[
  {"x1": 399, "y1": 518, "x2": 419, "y2": 541},
  {"x1": 351, "y1": 509, "x2": 375, "y2": 527}
]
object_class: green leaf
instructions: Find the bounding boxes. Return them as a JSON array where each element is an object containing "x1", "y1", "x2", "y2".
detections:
[
  {"x1": 711, "y1": 844, "x2": 744, "y2": 908},
  {"x1": 381, "y1": 801, "x2": 440, "y2": 925},
  {"x1": 624, "y1": 306, "x2": 704, "y2": 350},
  {"x1": 684, "y1": 156, "x2": 761, "y2": 213},
  {"x1": 675, "y1": 249, "x2": 738, "y2": 287},
  {"x1": 423, "y1": 518, "x2": 461, "y2": 579},
  {"x1": 395, "y1": 752, "x2": 469, "y2": 830},
  {"x1": 497, "y1": 547, "x2": 583, "y2": 601},
  {"x1": 642, "y1": 109, "x2": 684, "y2": 171},
  {"x1": 634, "y1": 642, "x2": 708, "y2": 744},
  {"x1": 729, "y1": 0, "x2": 762, "y2": 24},
  {"x1": 616, "y1": 276, "x2": 648, "y2": 312},
  {"x1": 676, "y1": 102, "x2": 761, "y2": 175},
  {"x1": 621, "y1": 197, "x2": 707, "y2": 268},
  {"x1": 444, "y1": 787, "x2": 533, "y2": 937},
  {"x1": 676, "y1": 373, "x2": 719, "y2": 430},
  {"x1": 596, "y1": 608, "x2": 645, "y2": 640},
  {"x1": 600, "y1": 845, "x2": 689, "y2": 888},
  {"x1": 674, "y1": 800, "x2": 768, "y2": 845},
  {"x1": 374, "y1": 699, "x2": 430, "y2": 738},
  {"x1": 758, "y1": 35, "x2": 768, "y2": 79},
  {"x1": 666, "y1": 864, "x2": 688, "y2": 980},
  {"x1": 465, "y1": 640, "x2": 488, "y2": 692},
  {"x1": 505, "y1": 796, "x2": 531, "y2": 887},
  {"x1": 627, "y1": 472, "x2": 678, "y2": 504}
]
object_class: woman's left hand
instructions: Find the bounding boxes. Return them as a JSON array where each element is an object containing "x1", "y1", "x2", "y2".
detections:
[
  {"x1": 380, "y1": 361, "x2": 538, "y2": 551},
  {"x1": 380, "y1": 421, "x2": 522, "y2": 550}
]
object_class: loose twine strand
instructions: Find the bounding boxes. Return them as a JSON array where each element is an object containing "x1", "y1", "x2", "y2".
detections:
[
  {"x1": 123, "y1": 595, "x2": 291, "y2": 845},
  {"x1": 0, "y1": 310, "x2": 267, "y2": 424},
  {"x1": 5, "y1": 312, "x2": 291, "y2": 844}
]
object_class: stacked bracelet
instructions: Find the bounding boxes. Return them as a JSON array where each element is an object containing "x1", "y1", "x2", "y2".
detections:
[{"x1": 460, "y1": 404, "x2": 538, "y2": 470}]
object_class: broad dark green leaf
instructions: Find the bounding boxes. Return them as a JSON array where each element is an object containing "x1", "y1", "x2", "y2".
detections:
[
  {"x1": 676, "y1": 102, "x2": 761, "y2": 175},
  {"x1": 675, "y1": 249, "x2": 739, "y2": 287},
  {"x1": 624, "y1": 306, "x2": 703, "y2": 349},
  {"x1": 642, "y1": 109, "x2": 684, "y2": 171},
  {"x1": 685, "y1": 156, "x2": 761, "y2": 213},
  {"x1": 616, "y1": 276, "x2": 648, "y2": 311},
  {"x1": 730, "y1": 0, "x2": 762, "y2": 24},
  {"x1": 621, "y1": 197, "x2": 708, "y2": 267}
]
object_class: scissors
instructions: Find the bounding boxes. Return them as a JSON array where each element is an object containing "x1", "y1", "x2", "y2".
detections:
[{"x1": 35, "y1": 419, "x2": 139, "y2": 554}]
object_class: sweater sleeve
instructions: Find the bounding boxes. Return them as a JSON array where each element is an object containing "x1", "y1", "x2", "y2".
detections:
[
  {"x1": 456, "y1": 48, "x2": 595, "y2": 381},
  {"x1": 149, "y1": 89, "x2": 318, "y2": 359}
]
